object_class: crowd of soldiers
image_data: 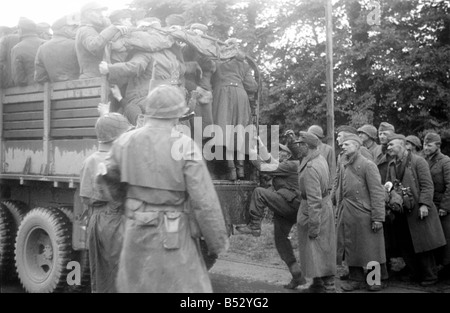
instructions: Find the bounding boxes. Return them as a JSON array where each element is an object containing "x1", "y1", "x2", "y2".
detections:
[
  {"x1": 2, "y1": 2, "x2": 449, "y2": 294},
  {"x1": 237, "y1": 122, "x2": 450, "y2": 293},
  {"x1": 0, "y1": 1, "x2": 258, "y2": 181}
]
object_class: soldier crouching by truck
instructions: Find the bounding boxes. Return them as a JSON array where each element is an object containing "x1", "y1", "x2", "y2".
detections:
[
  {"x1": 97, "y1": 84, "x2": 229, "y2": 292},
  {"x1": 79, "y1": 113, "x2": 133, "y2": 293}
]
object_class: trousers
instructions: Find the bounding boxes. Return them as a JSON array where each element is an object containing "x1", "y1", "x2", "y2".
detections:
[{"x1": 249, "y1": 187, "x2": 298, "y2": 267}]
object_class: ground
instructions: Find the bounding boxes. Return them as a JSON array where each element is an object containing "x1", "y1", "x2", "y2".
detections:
[{"x1": 214, "y1": 220, "x2": 450, "y2": 293}]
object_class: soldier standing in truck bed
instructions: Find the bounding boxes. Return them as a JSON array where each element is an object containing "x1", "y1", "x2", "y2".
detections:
[
  {"x1": 11, "y1": 17, "x2": 45, "y2": 86},
  {"x1": 209, "y1": 40, "x2": 258, "y2": 180},
  {"x1": 75, "y1": 1, "x2": 129, "y2": 79},
  {"x1": 34, "y1": 15, "x2": 80, "y2": 83},
  {"x1": 0, "y1": 26, "x2": 19, "y2": 88}
]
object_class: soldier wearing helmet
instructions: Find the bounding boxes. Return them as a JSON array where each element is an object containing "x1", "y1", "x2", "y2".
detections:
[
  {"x1": 405, "y1": 135, "x2": 422, "y2": 156},
  {"x1": 79, "y1": 112, "x2": 132, "y2": 293},
  {"x1": 358, "y1": 124, "x2": 382, "y2": 160},
  {"x1": 99, "y1": 85, "x2": 229, "y2": 292}
]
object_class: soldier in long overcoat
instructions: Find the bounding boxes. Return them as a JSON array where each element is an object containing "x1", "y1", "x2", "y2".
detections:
[
  {"x1": 333, "y1": 133, "x2": 387, "y2": 292},
  {"x1": 423, "y1": 132, "x2": 450, "y2": 278},
  {"x1": 100, "y1": 85, "x2": 229, "y2": 293},
  {"x1": 11, "y1": 17, "x2": 45, "y2": 86},
  {"x1": 386, "y1": 134, "x2": 446, "y2": 286},
  {"x1": 210, "y1": 49, "x2": 258, "y2": 180},
  {"x1": 34, "y1": 16, "x2": 80, "y2": 83},
  {"x1": 308, "y1": 125, "x2": 336, "y2": 190},
  {"x1": 294, "y1": 132, "x2": 336, "y2": 293}
]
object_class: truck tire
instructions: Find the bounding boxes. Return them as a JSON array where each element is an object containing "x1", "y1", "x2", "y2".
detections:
[
  {"x1": 200, "y1": 239, "x2": 218, "y2": 270},
  {"x1": 0, "y1": 200, "x2": 28, "y2": 281},
  {"x1": 15, "y1": 208, "x2": 73, "y2": 293},
  {"x1": 1, "y1": 200, "x2": 28, "y2": 227},
  {"x1": 0, "y1": 203, "x2": 16, "y2": 280}
]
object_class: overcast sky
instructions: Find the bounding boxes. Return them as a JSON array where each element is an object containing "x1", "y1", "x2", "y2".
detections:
[{"x1": 1, "y1": 0, "x2": 132, "y2": 27}]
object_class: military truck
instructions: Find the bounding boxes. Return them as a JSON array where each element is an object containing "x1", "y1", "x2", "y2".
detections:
[{"x1": 0, "y1": 76, "x2": 259, "y2": 293}]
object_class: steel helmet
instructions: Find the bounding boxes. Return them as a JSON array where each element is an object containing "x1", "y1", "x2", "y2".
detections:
[
  {"x1": 307, "y1": 125, "x2": 324, "y2": 139},
  {"x1": 144, "y1": 85, "x2": 188, "y2": 119},
  {"x1": 357, "y1": 124, "x2": 378, "y2": 140},
  {"x1": 405, "y1": 135, "x2": 422, "y2": 148},
  {"x1": 95, "y1": 113, "x2": 132, "y2": 143}
]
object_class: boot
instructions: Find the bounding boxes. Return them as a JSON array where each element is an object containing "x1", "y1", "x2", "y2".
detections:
[
  {"x1": 235, "y1": 160, "x2": 245, "y2": 179},
  {"x1": 235, "y1": 224, "x2": 261, "y2": 237},
  {"x1": 302, "y1": 277, "x2": 325, "y2": 293},
  {"x1": 284, "y1": 263, "x2": 306, "y2": 289},
  {"x1": 322, "y1": 276, "x2": 336, "y2": 293}
]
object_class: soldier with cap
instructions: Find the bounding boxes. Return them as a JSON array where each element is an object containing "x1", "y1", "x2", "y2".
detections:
[
  {"x1": 11, "y1": 17, "x2": 45, "y2": 86},
  {"x1": 386, "y1": 133, "x2": 446, "y2": 286},
  {"x1": 98, "y1": 84, "x2": 229, "y2": 292},
  {"x1": 236, "y1": 137, "x2": 306, "y2": 289},
  {"x1": 35, "y1": 15, "x2": 80, "y2": 83},
  {"x1": 374, "y1": 122, "x2": 400, "y2": 269},
  {"x1": 333, "y1": 133, "x2": 388, "y2": 292},
  {"x1": 406, "y1": 135, "x2": 422, "y2": 156},
  {"x1": 75, "y1": 1, "x2": 129, "y2": 79},
  {"x1": 291, "y1": 131, "x2": 336, "y2": 293},
  {"x1": 358, "y1": 124, "x2": 382, "y2": 161},
  {"x1": 308, "y1": 125, "x2": 336, "y2": 190},
  {"x1": 422, "y1": 132, "x2": 450, "y2": 279},
  {"x1": 80, "y1": 112, "x2": 133, "y2": 293},
  {"x1": 376, "y1": 122, "x2": 396, "y2": 183}
]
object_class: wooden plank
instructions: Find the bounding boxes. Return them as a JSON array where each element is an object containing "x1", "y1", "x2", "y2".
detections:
[
  {"x1": 3, "y1": 102, "x2": 43, "y2": 113},
  {"x1": 2, "y1": 93, "x2": 44, "y2": 104},
  {"x1": 52, "y1": 97, "x2": 100, "y2": 110},
  {"x1": 51, "y1": 87, "x2": 102, "y2": 100},
  {"x1": 51, "y1": 128, "x2": 96, "y2": 138},
  {"x1": 3, "y1": 83, "x2": 44, "y2": 96},
  {"x1": 52, "y1": 108, "x2": 99, "y2": 119},
  {"x1": 3, "y1": 120, "x2": 44, "y2": 130},
  {"x1": 4, "y1": 129, "x2": 44, "y2": 138},
  {"x1": 51, "y1": 118, "x2": 98, "y2": 128},
  {"x1": 52, "y1": 78, "x2": 103, "y2": 91},
  {"x1": 4, "y1": 112, "x2": 44, "y2": 122}
]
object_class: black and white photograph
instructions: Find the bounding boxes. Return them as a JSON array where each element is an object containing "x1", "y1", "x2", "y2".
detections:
[{"x1": 1, "y1": 0, "x2": 450, "y2": 299}]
